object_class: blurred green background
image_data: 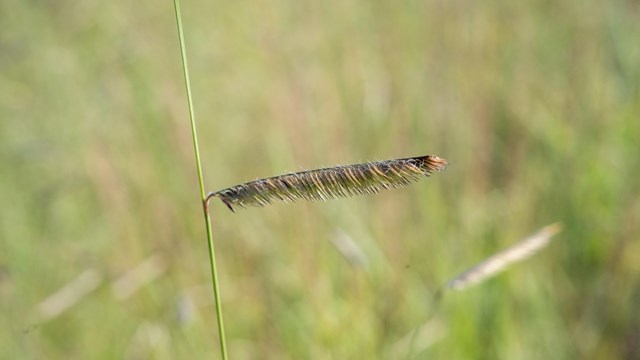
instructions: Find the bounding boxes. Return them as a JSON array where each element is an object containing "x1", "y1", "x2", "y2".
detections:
[{"x1": 2, "y1": 0, "x2": 640, "y2": 358}]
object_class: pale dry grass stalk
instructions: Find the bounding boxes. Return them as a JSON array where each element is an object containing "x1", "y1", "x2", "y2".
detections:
[
  {"x1": 124, "y1": 321, "x2": 171, "y2": 360},
  {"x1": 34, "y1": 254, "x2": 169, "y2": 323},
  {"x1": 445, "y1": 223, "x2": 562, "y2": 291},
  {"x1": 330, "y1": 230, "x2": 369, "y2": 269},
  {"x1": 403, "y1": 223, "x2": 562, "y2": 358},
  {"x1": 112, "y1": 254, "x2": 167, "y2": 301},
  {"x1": 391, "y1": 318, "x2": 447, "y2": 358},
  {"x1": 35, "y1": 269, "x2": 103, "y2": 322}
]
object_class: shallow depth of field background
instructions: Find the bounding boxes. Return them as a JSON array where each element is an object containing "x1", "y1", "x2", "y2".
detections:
[{"x1": 2, "y1": 0, "x2": 640, "y2": 359}]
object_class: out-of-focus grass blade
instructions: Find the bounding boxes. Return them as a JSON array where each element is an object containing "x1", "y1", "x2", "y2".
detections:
[
  {"x1": 446, "y1": 223, "x2": 562, "y2": 291},
  {"x1": 35, "y1": 269, "x2": 103, "y2": 322}
]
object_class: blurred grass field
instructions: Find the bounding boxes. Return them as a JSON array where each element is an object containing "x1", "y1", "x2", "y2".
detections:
[{"x1": 2, "y1": 0, "x2": 640, "y2": 358}]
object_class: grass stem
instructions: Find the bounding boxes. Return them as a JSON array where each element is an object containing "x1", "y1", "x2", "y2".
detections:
[{"x1": 172, "y1": 0, "x2": 228, "y2": 358}]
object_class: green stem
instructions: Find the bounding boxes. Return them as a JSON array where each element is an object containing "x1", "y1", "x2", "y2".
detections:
[{"x1": 172, "y1": 1, "x2": 228, "y2": 359}]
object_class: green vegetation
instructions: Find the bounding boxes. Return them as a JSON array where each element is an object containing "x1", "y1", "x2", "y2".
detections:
[{"x1": 2, "y1": 0, "x2": 639, "y2": 358}]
